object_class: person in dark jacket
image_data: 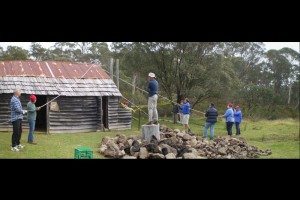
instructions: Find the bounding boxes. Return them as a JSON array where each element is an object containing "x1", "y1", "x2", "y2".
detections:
[
  {"x1": 234, "y1": 105, "x2": 242, "y2": 135},
  {"x1": 203, "y1": 103, "x2": 218, "y2": 140}
]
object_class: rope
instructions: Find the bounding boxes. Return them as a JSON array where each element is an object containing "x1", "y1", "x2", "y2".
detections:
[
  {"x1": 103, "y1": 69, "x2": 210, "y2": 115},
  {"x1": 121, "y1": 95, "x2": 149, "y2": 116}
]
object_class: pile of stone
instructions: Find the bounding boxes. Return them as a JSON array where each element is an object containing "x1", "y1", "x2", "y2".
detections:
[{"x1": 99, "y1": 125, "x2": 272, "y2": 159}]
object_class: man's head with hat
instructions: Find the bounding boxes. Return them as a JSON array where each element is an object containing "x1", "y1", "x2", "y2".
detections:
[
  {"x1": 147, "y1": 72, "x2": 156, "y2": 81},
  {"x1": 227, "y1": 103, "x2": 233, "y2": 108},
  {"x1": 30, "y1": 95, "x2": 37, "y2": 103}
]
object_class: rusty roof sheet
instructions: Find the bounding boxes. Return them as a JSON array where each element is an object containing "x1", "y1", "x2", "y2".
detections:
[{"x1": 0, "y1": 60, "x2": 111, "y2": 79}]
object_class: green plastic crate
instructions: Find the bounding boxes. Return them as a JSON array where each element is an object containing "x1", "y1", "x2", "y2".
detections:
[{"x1": 74, "y1": 147, "x2": 93, "y2": 159}]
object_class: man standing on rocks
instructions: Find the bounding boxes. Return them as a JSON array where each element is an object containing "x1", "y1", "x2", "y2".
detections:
[
  {"x1": 147, "y1": 72, "x2": 159, "y2": 125},
  {"x1": 203, "y1": 103, "x2": 218, "y2": 140}
]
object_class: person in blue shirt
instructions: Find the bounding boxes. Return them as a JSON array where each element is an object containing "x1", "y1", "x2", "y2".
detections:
[
  {"x1": 180, "y1": 98, "x2": 192, "y2": 134},
  {"x1": 222, "y1": 103, "x2": 234, "y2": 137},
  {"x1": 10, "y1": 88, "x2": 26, "y2": 152},
  {"x1": 147, "y1": 72, "x2": 159, "y2": 125},
  {"x1": 234, "y1": 105, "x2": 242, "y2": 135}
]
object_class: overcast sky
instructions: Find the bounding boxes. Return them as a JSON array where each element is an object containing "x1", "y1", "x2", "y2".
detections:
[{"x1": 0, "y1": 42, "x2": 299, "y2": 52}]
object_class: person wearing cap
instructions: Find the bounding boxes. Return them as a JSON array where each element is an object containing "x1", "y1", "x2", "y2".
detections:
[
  {"x1": 222, "y1": 103, "x2": 235, "y2": 137},
  {"x1": 27, "y1": 95, "x2": 41, "y2": 144},
  {"x1": 234, "y1": 105, "x2": 242, "y2": 135},
  {"x1": 203, "y1": 103, "x2": 218, "y2": 140},
  {"x1": 10, "y1": 88, "x2": 26, "y2": 152},
  {"x1": 147, "y1": 72, "x2": 159, "y2": 125},
  {"x1": 180, "y1": 98, "x2": 192, "y2": 134}
]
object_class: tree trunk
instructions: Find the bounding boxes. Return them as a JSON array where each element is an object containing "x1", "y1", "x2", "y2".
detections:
[
  {"x1": 132, "y1": 74, "x2": 137, "y2": 95},
  {"x1": 288, "y1": 85, "x2": 292, "y2": 105},
  {"x1": 177, "y1": 93, "x2": 184, "y2": 104}
]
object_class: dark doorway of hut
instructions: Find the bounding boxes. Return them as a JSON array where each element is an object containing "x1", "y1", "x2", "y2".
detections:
[
  {"x1": 102, "y1": 96, "x2": 108, "y2": 129},
  {"x1": 35, "y1": 95, "x2": 47, "y2": 132}
]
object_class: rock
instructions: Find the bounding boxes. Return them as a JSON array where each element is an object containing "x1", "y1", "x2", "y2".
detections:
[
  {"x1": 123, "y1": 155, "x2": 137, "y2": 159},
  {"x1": 218, "y1": 147, "x2": 227, "y2": 155},
  {"x1": 190, "y1": 138, "x2": 197, "y2": 147},
  {"x1": 161, "y1": 148, "x2": 168, "y2": 155},
  {"x1": 160, "y1": 133, "x2": 165, "y2": 139},
  {"x1": 197, "y1": 149, "x2": 206, "y2": 157},
  {"x1": 153, "y1": 146, "x2": 162, "y2": 154},
  {"x1": 166, "y1": 153, "x2": 176, "y2": 159},
  {"x1": 139, "y1": 147, "x2": 149, "y2": 159},
  {"x1": 101, "y1": 136, "x2": 111, "y2": 145},
  {"x1": 196, "y1": 156, "x2": 207, "y2": 159},
  {"x1": 107, "y1": 140, "x2": 120, "y2": 152},
  {"x1": 127, "y1": 139, "x2": 133, "y2": 146},
  {"x1": 159, "y1": 144, "x2": 178, "y2": 155},
  {"x1": 118, "y1": 143, "x2": 125, "y2": 150},
  {"x1": 99, "y1": 145, "x2": 107, "y2": 154},
  {"x1": 131, "y1": 140, "x2": 140, "y2": 152},
  {"x1": 241, "y1": 151, "x2": 247, "y2": 157},
  {"x1": 149, "y1": 153, "x2": 165, "y2": 159},
  {"x1": 124, "y1": 147, "x2": 131, "y2": 155},
  {"x1": 183, "y1": 134, "x2": 191, "y2": 141},
  {"x1": 174, "y1": 129, "x2": 180, "y2": 133},
  {"x1": 130, "y1": 146, "x2": 140, "y2": 157},
  {"x1": 183, "y1": 153, "x2": 196, "y2": 159},
  {"x1": 177, "y1": 132, "x2": 184, "y2": 138},
  {"x1": 118, "y1": 150, "x2": 126, "y2": 157},
  {"x1": 103, "y1": 149, "x2": 116, "y2": 157},
  {"x1": 117, "y1": 134, "x2": 127, "y2": 144},
  {"x1": 141, "y1": 140, "x2": 149, "y2": 147},
  {"x1": 189, "y1": 148, "x2": 199, "y2": 157}
]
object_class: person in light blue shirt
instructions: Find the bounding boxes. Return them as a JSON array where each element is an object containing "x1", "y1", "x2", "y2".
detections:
[
  {"x1": 10, "y1": 88, "x2": 26, "y2": 152},
  {"x1": 234, "y1": 105, "x2": 242, "y2": 135},
  {"x1": 222, "y1": 103, "x2": 234, "y2": 136}
]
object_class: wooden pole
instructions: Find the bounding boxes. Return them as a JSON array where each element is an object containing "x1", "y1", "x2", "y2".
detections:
[
  {"x1": 46, "y1": 96, "x2": 49, "y2": 134},
  {"x1": 109, "y1": 58, "x2": 114, "y2": 81},
  {"x1": 116, "y1": 59, "x2": 119, "y2": 89},
  {"x1": 138, "y1": 101, "x2": 141, "y2": 131}
]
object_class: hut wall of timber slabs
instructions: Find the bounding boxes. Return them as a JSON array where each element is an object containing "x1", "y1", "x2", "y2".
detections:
[{"x1": 0, "y1": 61, "x2": 132, "y2": 133}]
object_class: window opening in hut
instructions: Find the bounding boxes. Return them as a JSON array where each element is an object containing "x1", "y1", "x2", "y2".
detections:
[
  {"x1": 102, "y1": 96, "x2": 108, "y2": 128},
  {"x1": 35, "y1": 95, "x2": 47, "y2": 132}
]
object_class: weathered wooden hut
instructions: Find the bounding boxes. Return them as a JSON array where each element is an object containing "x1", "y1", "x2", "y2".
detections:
[{"x1": 0, "y1": 60, "x2": 132, "y2": 133}]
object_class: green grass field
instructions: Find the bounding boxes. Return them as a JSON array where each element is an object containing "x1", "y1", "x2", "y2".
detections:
[{"x1": 0, "y1": 117, "x2": 299, "y2": 159}]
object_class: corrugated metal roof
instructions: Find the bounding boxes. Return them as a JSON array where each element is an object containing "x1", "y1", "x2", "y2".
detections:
[
  {"x1": 0, "y1": 77, "x2": 121, "y2": 96},
  {"x1": 0, "y1": 60, "x2": 111, "y2": 79},
  {"x1": 0, "y1": 61, "x2": 121, "y2": 97}
]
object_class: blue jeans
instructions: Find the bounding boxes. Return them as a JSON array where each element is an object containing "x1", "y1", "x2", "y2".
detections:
[
  {"x1": 203, "y1": 122, "x2": 215, "y2": 139},
  {"x1": 28, "y1": 120, "x2": 36, "y2": 143}
]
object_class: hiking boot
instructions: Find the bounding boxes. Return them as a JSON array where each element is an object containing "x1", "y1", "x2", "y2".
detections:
[
  {"x1": 11, "y1": 147, "x2": 19, "y2": 152},
  {"x1": 153, "y1": 120, "x2": 159, "y2": 125},
  {"x1": 28, "y1": 142, "x2": 37, "y2": 145},
  {"x1": 16, "y1": 144, "x2": 24, "y2": 149}
]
